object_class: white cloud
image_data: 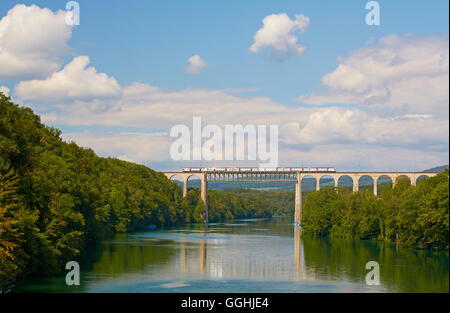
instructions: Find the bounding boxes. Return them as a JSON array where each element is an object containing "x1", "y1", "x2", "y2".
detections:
[
  {"x1": 0, "y1": 85, "x2": 10, "y2": 97},
  {"x1": 15, "y1": 56, "x2": 122, "y2": 102},
  {"x1": 39, "y1": 82, "x2": 286, "y2": 127},
  {"x1": 37, "y1": 81, "x2": 448, "y2": 156},
  {"x1": 279, "y1": 145, "x2": 448, "y2": 172},
  {"x1": 63, "y1": 131, "x2": 171, "y2": 164},
  {"x1": 249, "y1": 13, "x2": 310, "y2": 60},
  {"x1": 297, "y1": 35, "x2": 449, "y2": 115},
  {"x1": 279, "y1": 107, "x2": 447, "y2": 149},
  {"x1": 185, "y1": 54, "x2": 207, "y2": 74},
  {"x1": 0, "y1": 4, "x2": 73, "y2": 80},
  {"x1": 402, "y1": 114, "x2": 432, "y2": 119},
  {"x1": 61, "y1": 126, "x2": 448, "y2": 172}
]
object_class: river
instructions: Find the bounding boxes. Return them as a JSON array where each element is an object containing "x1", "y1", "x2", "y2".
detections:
[{"x1": 13, "y1": 217, "x2": 449, "y2": 293}]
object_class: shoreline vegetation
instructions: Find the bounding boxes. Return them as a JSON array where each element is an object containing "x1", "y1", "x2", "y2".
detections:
[
  {"x1": 302, "y1": 175, "x2": 449, "y2": 250},
  {"x1": 0, "y1": 93, "x2": 273, "y2": 289},
  {"x1": 0, "y1": 93, "x2": 448, "y2": 290}
]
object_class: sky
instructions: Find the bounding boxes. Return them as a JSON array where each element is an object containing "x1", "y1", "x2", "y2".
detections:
[{"x1": 0, "y1": 0, "x2": 448, "y2": 171}]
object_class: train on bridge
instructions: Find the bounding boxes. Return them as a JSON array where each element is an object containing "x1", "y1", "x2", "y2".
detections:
[{"x1": 182, "y1": 167, "x2": 336, "y2": 173}]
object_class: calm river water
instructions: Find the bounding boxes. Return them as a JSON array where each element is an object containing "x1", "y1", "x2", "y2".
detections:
[{"x1": 14, "y1": 217, "x2": 449, "y2": 293}]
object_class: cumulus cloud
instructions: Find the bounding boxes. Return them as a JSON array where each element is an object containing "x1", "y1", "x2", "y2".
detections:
[
  {"x1": 0, "y1": 4, "x2": 73, "y2": 80},
  {"x1": 39, "y1": 82, "x2": 300, "y2": 128},
  {"x1": 184, "y1": 54, "x2": 207, "y2": 74},
  {"x1": 249, "y1": 13, "x2": 310, "y2": 60},
  {"x1": 279, "y1": 144, "x2": 448, "y2": 172},
  {"x1": 37, "y1": 81, "x2": 448, "y2": 155},
  {"x1": 297, "y1": 35, "x2": 449, "y2": 115},
  {"x1": 63, "y1": 131, "x2": 171, "y2": 164},
  {"x1": 15, "y1": 56, "x2": 122, "y2": 102},
  {"x1": 0, "y1": 85, "x2": 10, "y2": 97},
  {"x1": 60, "y1": 119, "x2": 448, "y2": 171},
  {"x1": 45, "y1": 85, "x2": 448, "y2": 171},
  {"x1": 279, "y1": 107, "x2": 447, "y2": 150}
]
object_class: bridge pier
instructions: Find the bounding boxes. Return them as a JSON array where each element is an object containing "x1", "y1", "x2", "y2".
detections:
[
  {"x1": 183, "y1": 177, "x2": 188, "y2": 198},
  {"x1": 294, "y1": 174, "x2": 302, "y2": 224},
  {"x1": 374, "y1": 177, "x2": 378, "y2": 196},
  {"x1": 411, "y1": 175, "x2": 417, "y2": 186},
  {"x1": 353, "y1": 175, "x2": 359, "y2": 192},
  {"x1": 393, "y1": 175, "x2": 398, "y2": 188},
  {"x1": 201, "y1": 175, "x2": 208, "y2": 223}
]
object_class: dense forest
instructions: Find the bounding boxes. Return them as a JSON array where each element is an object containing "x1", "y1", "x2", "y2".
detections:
[
  {"x1": 0, "y1": 93, "x2": 273, "y2": 288},
  {"x1": 302, "y1": 173, "x2": 449, "y2": 250}
]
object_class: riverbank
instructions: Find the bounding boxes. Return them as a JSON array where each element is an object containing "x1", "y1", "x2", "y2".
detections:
[{"x1": 302, "y1": 172, "x2": 449, "y2": 250}]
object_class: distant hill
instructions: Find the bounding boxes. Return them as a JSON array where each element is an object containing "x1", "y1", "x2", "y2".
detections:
[{"x1": 423, "y1": 165, "x2": 448, "y2": 172}]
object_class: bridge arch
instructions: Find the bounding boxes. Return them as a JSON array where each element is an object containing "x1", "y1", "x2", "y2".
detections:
[
  {"x1": 167, "y1": 174, "x2": 189, "y2": 198},
  {"x1": 376, "y1": 175, "x2": 393, "y2": 195},
  {"x1": 184, "y1": 174, "x2": 204, "y2": 198},
  {"x1": 167, "y1": 173, "x2": 185, "y2": 181},
  {"x1": 336, "y1": 175, "x2": 354, "y2": 193},
  {"x1": 416, "y1": 174, "x2": 430, "y2": 185},
  {"x1": 397, "y1": 174, "x2": 412, "y2": 185},
  {"x1": 165, "y1": 173, "x2": 205, "y2": 198},
  {"x1": 358, "y1": 175, "x2": 375, "y2": 193},
  {"x1": 319, "y1": 174, "x2": 335, "y2": 190},
  {"x1": 301, "y1": 174, "x2": 317, "y2": 192}
]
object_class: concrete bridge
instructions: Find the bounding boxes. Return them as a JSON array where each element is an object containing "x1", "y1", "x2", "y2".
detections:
[{"x1": 162, "y1": 170, "x2": 439, "y2": 224}]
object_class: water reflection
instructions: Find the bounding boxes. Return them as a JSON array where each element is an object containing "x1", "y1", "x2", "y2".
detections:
[
  {"x1": 180, "y1": 239, "x2": 187, "y2": 275},
  {"x1": 294, "y1": 227, "x2": 306, "y2": 280},
  {"x1": 199, "y1": 234, "x2": 207, "y2": 277},
  {"x1": 13, "y1": 217, "x2": 449, "y2": 293}
]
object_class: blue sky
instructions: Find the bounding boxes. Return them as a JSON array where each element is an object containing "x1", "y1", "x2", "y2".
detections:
[
  {"x1": 0, "y1": 1, "x2": 449, "y2": 171},
  {"x1": 2, "y1": 0, "x2": 448, "y2": 105}
]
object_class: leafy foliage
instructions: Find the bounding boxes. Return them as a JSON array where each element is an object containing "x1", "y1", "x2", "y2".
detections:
[
  {"x1": 0, "y1": 93, "x2": 273, "y2": 286},
  {"x1": 302, "y1": 174, "x2": 449, "y2": 250}
]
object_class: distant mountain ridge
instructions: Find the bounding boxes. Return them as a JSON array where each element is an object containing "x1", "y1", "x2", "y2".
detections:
[{"x1": 423, "y1": 165, "x2": 448, "y2": 172}]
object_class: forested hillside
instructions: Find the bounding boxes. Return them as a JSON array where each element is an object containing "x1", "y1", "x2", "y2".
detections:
[
  {"x1": 302, "y1": 174, "x2": 449, "y2": 250},
  {"x1": 0, "y1": 93, "x2": 272, "y2": 287}
]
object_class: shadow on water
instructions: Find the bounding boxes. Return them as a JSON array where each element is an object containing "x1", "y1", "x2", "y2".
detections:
[{"x1": 13, "y1": 217, "x2": 449, "y2": 293}]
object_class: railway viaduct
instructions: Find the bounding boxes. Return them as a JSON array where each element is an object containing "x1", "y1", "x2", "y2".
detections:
[{"x1": 162, "y1": 170, "x2": 439, "y2": 224}]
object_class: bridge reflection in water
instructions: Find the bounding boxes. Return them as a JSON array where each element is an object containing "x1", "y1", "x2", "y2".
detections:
[
  {"x1": 294, "y1": 227, "x2": 306, "y2": 280},
  {"x1": 168, "y1": 223, "x2": 446, "y2": 292},
  {"x1": 178, "y1": 225, "x2": 312, "y2": 281}
]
